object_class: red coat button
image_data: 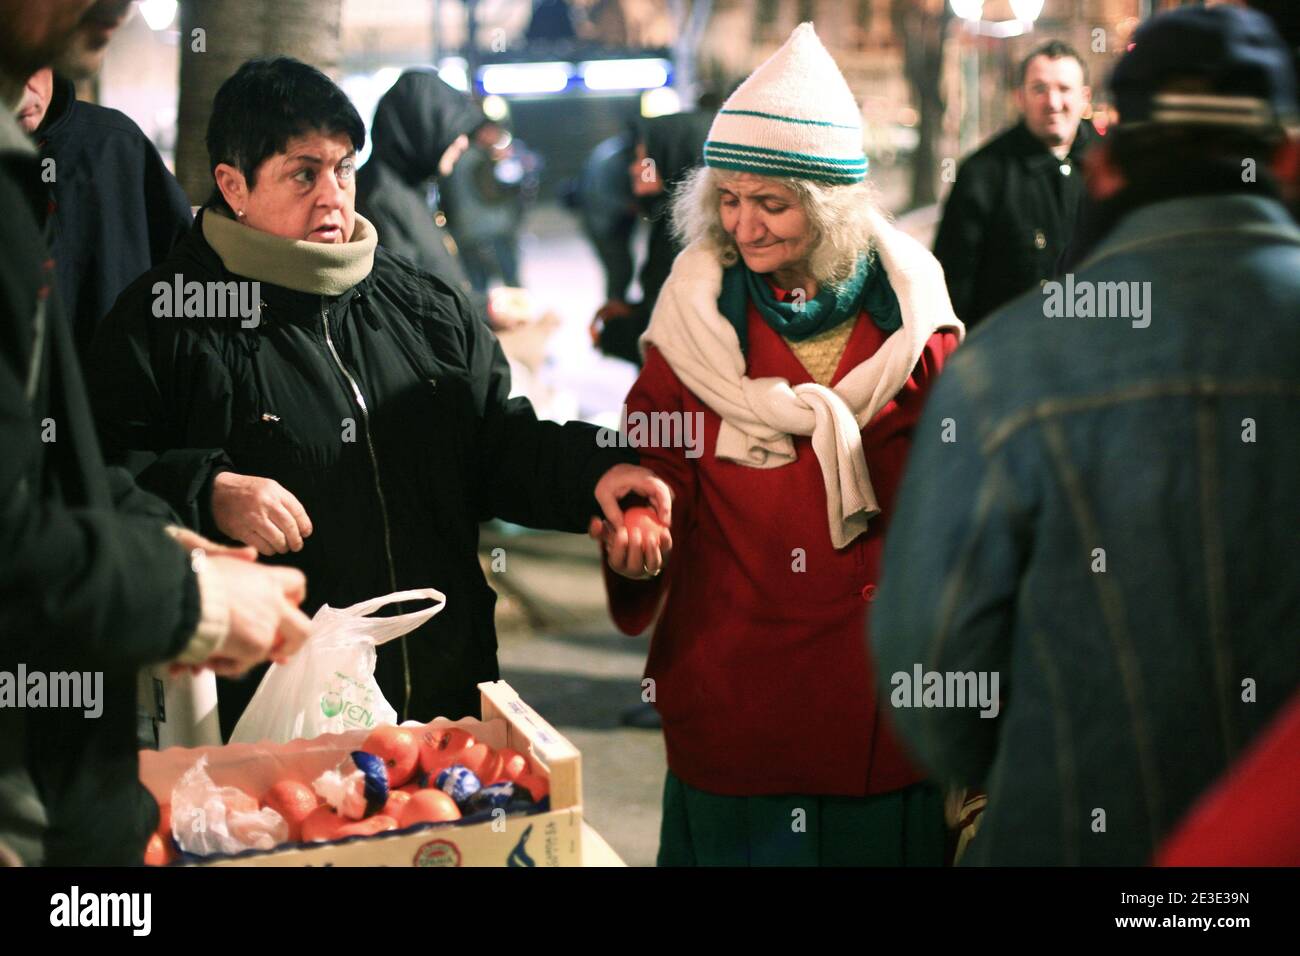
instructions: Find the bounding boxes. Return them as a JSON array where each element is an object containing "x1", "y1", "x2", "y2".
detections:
[{"x1": 861, "y1": 583, "x2": 877, "y2": 602}]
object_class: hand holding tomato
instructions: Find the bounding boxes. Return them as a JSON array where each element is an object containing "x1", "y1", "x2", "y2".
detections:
[{"x1": 588, "y1": 504, "x2": 672, "y2": 581}]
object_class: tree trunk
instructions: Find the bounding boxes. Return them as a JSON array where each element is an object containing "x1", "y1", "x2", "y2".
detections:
[
  {"x1": 890, "y1": 0, "x2": 952, "y2": 211},
  {"x1": 175, "y1": 0, "x2": 343, "y2": 204}
]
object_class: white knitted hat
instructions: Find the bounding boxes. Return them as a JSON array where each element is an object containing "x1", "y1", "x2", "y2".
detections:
[{"x1": 704, "y1": 22, "x2": 867, "y2": 184}]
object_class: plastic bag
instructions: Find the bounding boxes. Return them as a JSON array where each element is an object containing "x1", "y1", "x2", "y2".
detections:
[
  {"x1": 170, "y1": 755, "x2": 289, "y2": 856},
  {"x1": 229, "y1": 588, "x2": 446, "y2": 745}
]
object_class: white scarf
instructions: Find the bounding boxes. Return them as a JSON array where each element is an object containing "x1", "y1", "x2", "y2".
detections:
[{"x1": 641, "y1": 210, "x2": 964, "y2": 548}]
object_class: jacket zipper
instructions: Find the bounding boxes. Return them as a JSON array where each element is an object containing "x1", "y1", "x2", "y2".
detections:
[{"x1": 319, "y1": 297, "x2": 412, "y2": 719}]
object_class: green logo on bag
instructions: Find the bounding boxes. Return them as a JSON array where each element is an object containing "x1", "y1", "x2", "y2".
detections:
[{"x1": 320, "y1": 672, "x2": 377, "y2": 727}]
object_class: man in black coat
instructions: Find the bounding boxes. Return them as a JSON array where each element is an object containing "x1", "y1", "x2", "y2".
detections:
[
  {"x1": 934, "y1": 41, "x2": 1097, "y2": 328},
  {"x1": 15, "y1": 68, "x2": 192, "y2": 361},
  {"x1": 0, "y1": 0, "x2": 312, "y2": 867}
]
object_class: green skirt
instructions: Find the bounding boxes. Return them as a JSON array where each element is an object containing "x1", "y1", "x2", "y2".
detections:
[{"x1": 657, "y1": 770, "x2": 946, "y2": 867}]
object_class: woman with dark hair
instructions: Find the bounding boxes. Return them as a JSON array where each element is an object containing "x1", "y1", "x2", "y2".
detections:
[{"x1": 86, "y1": 56, "x2": 669, "y2": 736}]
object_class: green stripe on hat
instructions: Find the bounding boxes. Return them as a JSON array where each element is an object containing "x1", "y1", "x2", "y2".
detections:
[
  {"x1": 704, "y1": 143, "x2": 867, "y2": 183},
  {"x1": 705, "y1": 141, "x2": 868, "y2": 169},
  {"x1": 718, "y1": 108, "x2": 861, "y2": 131}
]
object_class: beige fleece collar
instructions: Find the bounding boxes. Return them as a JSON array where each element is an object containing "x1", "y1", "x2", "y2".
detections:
[{"x1": 202, "y1": 208, "x2": 378, "y2": 296}]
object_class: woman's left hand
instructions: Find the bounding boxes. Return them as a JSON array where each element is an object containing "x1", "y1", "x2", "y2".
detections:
[{"x1": 593, "y1": 463, "x2": 672, "y2": 530}]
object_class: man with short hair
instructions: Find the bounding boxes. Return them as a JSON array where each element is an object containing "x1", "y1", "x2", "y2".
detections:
[
  {"x1": 934, "y1": 40, "x2": 1096, "y2": 327},
  {"x1": 0, "y1": 0, "x2": 312, "y2": 866},
  {"x1": 873, "y1": 5, "x2": 1300, "y2": 865}
]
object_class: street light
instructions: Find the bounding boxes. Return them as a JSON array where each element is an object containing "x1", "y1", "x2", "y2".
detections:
[
  {"x1": 136, "y1": 0, "x2": 177, "y2": 32},
  {"x1": 1010, "y1": 0, "x2": 1045, "y2": 24},
  {"x1": 952, "y1": 0, "x2": 1044, "y2": 37}
]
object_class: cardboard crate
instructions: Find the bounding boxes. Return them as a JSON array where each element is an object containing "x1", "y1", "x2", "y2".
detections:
[{"x1": 139, "y1": 681, "x2": 582, "y2": 866}]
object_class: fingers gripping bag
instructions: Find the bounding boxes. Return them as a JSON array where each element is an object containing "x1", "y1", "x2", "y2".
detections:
[{"x1": 230, "y1": 588, "x2": 446, "y2": 745}]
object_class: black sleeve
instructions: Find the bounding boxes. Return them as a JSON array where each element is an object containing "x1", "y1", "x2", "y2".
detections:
[
  {"x1": 0, "y1": 303, "x2": 197, "y2": 672},
  {"x1": 105, "y1": 464, "x2": 182, "y2": 523},
  {"x1": 461, "y1": 294, "x2": 636, "y2": 530},
  {"x1": 85, "y1": 289, "x2": 233, "y2": 536},
  {"x1": 933, "y1": 159, "x2": 994, "y2": 327},
  {"x1": 142, "y1": 137, "x2": 194, "y2": 265}
]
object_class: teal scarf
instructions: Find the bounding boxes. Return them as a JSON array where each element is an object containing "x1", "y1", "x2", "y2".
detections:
[{"x1": 718, "y1": 251, "x2": 901, "y2": 355}]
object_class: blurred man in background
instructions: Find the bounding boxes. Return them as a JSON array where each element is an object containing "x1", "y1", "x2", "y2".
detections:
[
  {"x1": 934, "y1": 41, "x2": 1096, "y2": 328},
  {"x1": 590, "y1": 105, "x2": 713, "y2": 366}
]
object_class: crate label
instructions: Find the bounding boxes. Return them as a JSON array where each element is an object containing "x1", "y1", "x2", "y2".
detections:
[{"x1": 413, "y1": 839, "x2": 461, "y2": 867}]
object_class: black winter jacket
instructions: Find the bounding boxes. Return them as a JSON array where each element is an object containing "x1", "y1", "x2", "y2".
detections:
[
  {"x1": 0, "y1": 112, "x2": 197, "y2": 866},
  {"x1": 34, "y1": 75, "x2": 193, "y2": 361},
  {"x1": 86, "y1": 210, "x2": 635, "y2": 735},
  {"x1": 933, "y1": 120, "x2": 1097, "y2": 327}
]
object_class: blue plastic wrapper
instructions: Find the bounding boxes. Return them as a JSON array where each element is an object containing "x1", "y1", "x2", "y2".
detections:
[
  {"x1": 467, "y1": 782, "x2": 523, "y2": 814},
  {"x1": 314, "y1": 750, "x2": 391, "y2": 820},
  {"x1": 352, "y1": 751, "x2": 390, "y2": 817},
  {"x1": 435, "y1": 765, "x2": 482, "y2": 805}
]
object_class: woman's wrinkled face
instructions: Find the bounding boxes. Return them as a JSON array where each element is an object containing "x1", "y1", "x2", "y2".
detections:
[
  {"x1": 717, "y1": 174, "x2": 811, "y2": 276},
  {"x1": 215, "y1": 130, "x2": 357, "y2": 243}
]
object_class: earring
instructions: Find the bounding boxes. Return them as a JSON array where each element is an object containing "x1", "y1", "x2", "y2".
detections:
[{"x1": 237, "y1": 209, "x2": 246, "y2": 219}]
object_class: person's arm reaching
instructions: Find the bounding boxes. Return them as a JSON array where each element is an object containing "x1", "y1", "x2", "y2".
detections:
[{"x1": 460, "y1": 289, "x2": 664, "y2": 531}]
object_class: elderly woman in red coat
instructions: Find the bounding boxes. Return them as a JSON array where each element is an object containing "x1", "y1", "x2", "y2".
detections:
[{"x1": 588, "y1": 23, "x2": 964, "y2": 866}]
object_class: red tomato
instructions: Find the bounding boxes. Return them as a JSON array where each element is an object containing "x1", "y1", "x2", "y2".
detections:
[
  {"x1": 418, "y1": 727, "x2": 476, "y2": 775},
  {"x1": 399, "y1": 790, "x2": 461, "y2": 827},
  {"x1": 495, "y1": 749, "x2": 529, "y2": 783},
  {"x1": 382, "y1": 790, "x2": 412, "y2": 820},
  {"x1": 362, "y1": 726, "x2": 421, "y2": 788},
  {"x1": 478, "y1": 751, "x2": 508, "y2": 786},
  {"x1": 624, "y1": 505, "x2": 667, "y2": 537},
  {"x1": 262, "y1": 780, "x2": 320, "y2": 843},
  {"x1": 457, "y1": 743, "x2": 494, "y2": 781},
  {"x1": 143, "y1": 831, "x2": 175, "y2": 866},
  {"x1": 337, "y1": 815, "x2": 398, "y2": 838},
  {"x1": 300, "y1": 805, "x2": 346, "y2": 843}
]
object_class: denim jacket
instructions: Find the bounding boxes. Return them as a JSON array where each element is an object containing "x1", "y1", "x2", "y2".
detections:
[{"x1": 871, "y1": 194, "x2": 1300, "y2": 865}]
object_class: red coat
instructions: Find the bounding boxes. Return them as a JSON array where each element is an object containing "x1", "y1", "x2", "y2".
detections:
[{"x1": 605, "y1": 300, "x2": 960, "y2": 797}]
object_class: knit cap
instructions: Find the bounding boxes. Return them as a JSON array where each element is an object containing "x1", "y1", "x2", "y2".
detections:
[{"x1": 704, "y1": 22, "x2": 867, "y2": 184}]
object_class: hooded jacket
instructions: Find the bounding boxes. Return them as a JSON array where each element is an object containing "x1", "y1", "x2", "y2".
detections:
[
  {"x1": 34, "y1": 75, "x2": 193, "y2": 361},
  {"x1": 86, "y1": 208, "x2": 636, "y2": 736},
  {"x1": 0, "y1": 108, "x2": 199, "y2": 866},
  {"x1": 356, "y1": 70, "x2": 485, "y2": 314}
]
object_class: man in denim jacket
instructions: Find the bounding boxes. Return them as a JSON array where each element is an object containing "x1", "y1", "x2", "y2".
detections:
[{"x1": 872, "y1": 6, "x2": 1300, "y2": 865}]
